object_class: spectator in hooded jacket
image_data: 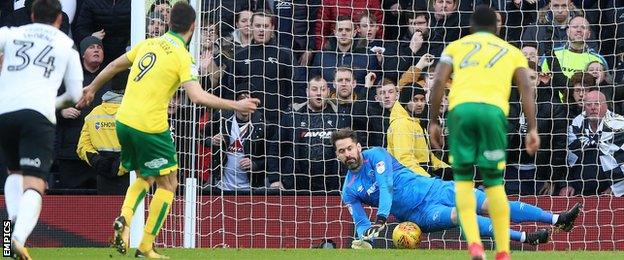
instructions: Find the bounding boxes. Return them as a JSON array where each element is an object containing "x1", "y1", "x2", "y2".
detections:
[
  {"x1": 272, "y1": 76, "x2": 350, "y2": 191},
  {"x1": 227, "y1": 12, "x2": 293, "y2": 124},
  {"x1": 222, "y1": 9, "x2": 253, "y2": 59},
  {"x1": 72, "y1": 0, "x2": 130, "y2": 66},
  {"x1": 76, "y1": 89, "x2": 130, "y2": 195},
  {"x1": 507, "y1": 61, "x2": 568, "y2": 195},
  {"x1": 387, "y1": 84, "x2": 449, "y2": 178},
  {"x1": 309, "y1": 16, "x2": 379, "y2": 98},
  {"x1": 564, "y1": 90, "x2": 624, "y2": 196}
]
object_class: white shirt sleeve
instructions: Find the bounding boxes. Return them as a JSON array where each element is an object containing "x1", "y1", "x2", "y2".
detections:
[
  {"x1": 61, "y1": 48, "x2": 84, "y2": 104},
  {"x1": 0, "y1": 27, "x2": 9, "y2": 53}
]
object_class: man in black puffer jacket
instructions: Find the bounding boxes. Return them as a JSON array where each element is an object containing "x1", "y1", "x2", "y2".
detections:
[
  {"x1": 226, "y1": 12, "x2": 293, "y2": 125},
  {"x1": 73, "y1": 0, "x2": 130, "y2": 66}
]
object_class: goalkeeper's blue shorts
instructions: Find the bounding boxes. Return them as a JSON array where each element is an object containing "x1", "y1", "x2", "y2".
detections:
[{"x1": 408, "y1": 181, "x2": 487, "y2": 232}]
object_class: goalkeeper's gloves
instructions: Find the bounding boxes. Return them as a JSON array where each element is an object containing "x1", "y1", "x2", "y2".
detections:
[
  {"x1": 362, "y1": 216, "x2": 386, "y2": 240},
  {"x1": 351, "y1": 239, "x2": 373, "y2": 249}
]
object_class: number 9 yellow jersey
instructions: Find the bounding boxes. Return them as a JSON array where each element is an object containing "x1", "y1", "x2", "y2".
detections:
[
  {"x1": 440, "y1": 32, "x2": 527, "y2": 116},
  {"x1": 116, "y1": 31, "x2": 198, "y2": 134}
]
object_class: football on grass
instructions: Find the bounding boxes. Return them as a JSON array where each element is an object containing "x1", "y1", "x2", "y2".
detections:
[{"x1": 392, "y1": 221, "x2": 422, "y2": 249}]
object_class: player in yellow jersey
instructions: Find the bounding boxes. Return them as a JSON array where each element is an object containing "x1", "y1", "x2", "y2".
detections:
[
  {"x1": 77, "y1": 2, "x2": 259, "y2": 258},
  {"x1": 428, "y1": 6, "x2": 540, "y2": 260}
]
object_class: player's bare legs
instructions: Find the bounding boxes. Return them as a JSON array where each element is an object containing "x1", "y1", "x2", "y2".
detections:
[
  {"x1": 135, "y1": 172, "x2": 177, "y2": 259},
  {"x1": 11, "y1": 175, "x2": 46, "y2": 260},
  {"x1": 113, "y1": 171, "x2": 154, "y2": 255}
]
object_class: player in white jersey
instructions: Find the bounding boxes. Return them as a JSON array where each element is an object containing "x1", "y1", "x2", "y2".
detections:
[{"x1": 0, "y1": 1, "x2": 83, "y2": 259}]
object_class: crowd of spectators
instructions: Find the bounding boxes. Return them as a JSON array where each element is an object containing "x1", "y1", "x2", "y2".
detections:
[{"x1": 1, "y1": 0, "x2": 624, "y2": 196}]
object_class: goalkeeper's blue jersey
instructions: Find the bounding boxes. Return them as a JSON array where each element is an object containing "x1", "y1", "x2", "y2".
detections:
[{"x1": 341, "y1": 147, "x2": 436, "y2": 237}]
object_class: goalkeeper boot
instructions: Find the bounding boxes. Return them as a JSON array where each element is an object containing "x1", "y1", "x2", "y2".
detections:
[
  {"x1": 524, "y1": 229, "x2": 549, "y2": 245},
  {"x1": 135, "y1": 248, "x2": 169, "y2": 259},
  {"x1": 11, "y1": 239, "x2": 32, "y2": 260},
  {"x1": 468, "y1": 243, "x2": 486, "y2": 260},
  {"x1": 555, "y1": 202, "x2": 582, "y2": 232},
  {"x1": 112, "y1": 216, "x2": 130, "y2": 254}
]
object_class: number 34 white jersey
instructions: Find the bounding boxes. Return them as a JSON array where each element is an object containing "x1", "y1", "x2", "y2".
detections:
[{"x1": 0, "y1": 23, "x2": 83, "y2": 124}]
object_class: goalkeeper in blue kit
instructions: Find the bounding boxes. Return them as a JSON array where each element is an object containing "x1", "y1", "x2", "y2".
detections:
[{"x1": 330, "y1": 128, "x2": 582, "y2": 249}]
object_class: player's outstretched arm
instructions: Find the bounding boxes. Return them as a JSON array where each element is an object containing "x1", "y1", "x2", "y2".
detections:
[
  {"x1": 77, "y1": 55, "x2": 132, "y2": 108},
  {"x1": 428, "y1": 61, "x2": 453, "y2": 149},
  {"x1": 514, "y1": 67, "x2": 540, "y2": 155},
  {"x1": 182, "y1": 81, "x2": 260, "y2": 113}
]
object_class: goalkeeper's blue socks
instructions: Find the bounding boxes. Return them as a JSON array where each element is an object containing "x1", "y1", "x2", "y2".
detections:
[
  {"x1": 476, "y1": 215, "x2": 523, "y2": 242},
  {"x1": 509, "y1": 201, "x2": 557, "y2": 224}
]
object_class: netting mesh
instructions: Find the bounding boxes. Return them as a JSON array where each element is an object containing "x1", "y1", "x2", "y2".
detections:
[{"x1": 144, "y1": 0, "x2": 624, "y2": 249}]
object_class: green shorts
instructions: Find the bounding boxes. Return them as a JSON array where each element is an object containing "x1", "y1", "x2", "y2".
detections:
[
  {"x1": 116, "y1": 121, "x2": 178, "y2": 177},
  {"x1": 447, "y1": 103, "x2": 508, "y2": 173}
]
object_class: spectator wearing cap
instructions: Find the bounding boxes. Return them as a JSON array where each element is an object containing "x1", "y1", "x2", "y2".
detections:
[
  {"x1": 206, "y1": 90, "x2": 277, "y2": 191},
  {"x1": 76, "y1": 88, "x2": 130, "y2": 195},
  {"x1": 53, "y1": 35, "x2": 108, "y2": 190},
  {"x1": 79, "y1": 36, "x2": 108, "y2": 105},
  {"x1": 387, "y1": 83, "x2": 449, "y2": 178}
]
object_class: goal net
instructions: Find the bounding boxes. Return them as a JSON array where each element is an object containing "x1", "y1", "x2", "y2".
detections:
[{"x1": 140, "y1": 0, "x2": 624, "y2": 250}]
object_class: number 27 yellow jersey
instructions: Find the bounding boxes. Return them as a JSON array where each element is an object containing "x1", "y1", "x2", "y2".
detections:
[{"x1": 440, "y1": 32, "x2": 528, "y2": 116}]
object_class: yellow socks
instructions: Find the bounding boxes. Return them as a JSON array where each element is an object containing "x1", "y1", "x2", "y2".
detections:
[
  {"x1": 485, "y1": 185, "x2": 510, "y2": 254},
  {"x1": 455, "y1": 181, "x2": 482, "y2": 246},
  {"x1": 139, "y1": 188, "x2": 174, "y2": 252},
  {"x1": 120, "y1": 178, "x2": 151, "y2": 223}
]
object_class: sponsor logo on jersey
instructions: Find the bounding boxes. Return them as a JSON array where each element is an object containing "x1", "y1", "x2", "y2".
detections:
[
  {"x1": 20, "y1": 157, "x2": 41, "y2": 168},
  {"x1": 483, "y1": 150, "x2": 505, "y2": 161},
  {"x1": 432, "y1": 211, "x2": 440, "y2": 222},
  {"x1": 227, "y1": 139, "x2": 244, "y2": 153},
  {"x1": 357, "y1": 185, "x2": 364, "y2": 193},
  {"x1": 95, "y1": 121, "x2": 115, "y2": 130},
  {"x1": 366, "y1": 182, "x2": 378, "y2": 195},
  {"x1": 275, "y1": 0, "x2": 292, "y2": 10},
  {"x1": 144, "y1": 158, "x2": 168, "y2": 169},
  {"x1": 301, "y1": 130, "x2": 333, "y2": 138},
  {"x1": 375, "y1": 161, "x2": 385, "y2": 174}
]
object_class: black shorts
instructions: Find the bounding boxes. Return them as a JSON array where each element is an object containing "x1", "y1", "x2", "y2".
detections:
[{"x1": 0, "y1": 109, "x2": 55, "y2": 180}]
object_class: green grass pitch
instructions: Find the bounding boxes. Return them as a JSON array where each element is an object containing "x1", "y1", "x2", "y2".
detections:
[{"x1": 27, "y1": 248, "x2": 623, "y2": 259}]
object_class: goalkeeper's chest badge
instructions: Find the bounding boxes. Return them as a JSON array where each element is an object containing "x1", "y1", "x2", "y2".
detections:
[{"x1": 376, "y1": 161, "x2": 385, "y2": 174}]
